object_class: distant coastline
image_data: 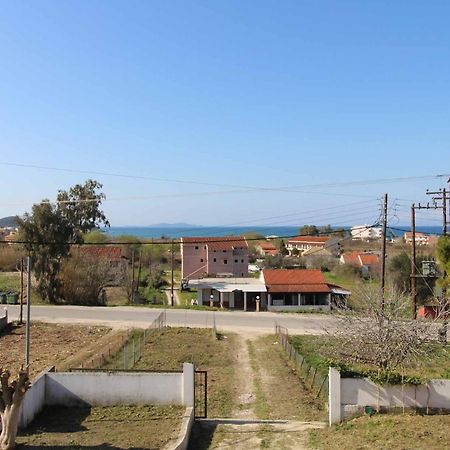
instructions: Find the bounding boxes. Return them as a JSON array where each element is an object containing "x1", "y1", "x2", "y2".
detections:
[{"x1": 104, "y1": 225, "x2": 443, "y2": 239}]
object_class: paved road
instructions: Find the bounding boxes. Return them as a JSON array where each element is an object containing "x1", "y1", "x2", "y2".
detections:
[{"x1": 4, "y1": 305, "x2": 337, "y2": 335}]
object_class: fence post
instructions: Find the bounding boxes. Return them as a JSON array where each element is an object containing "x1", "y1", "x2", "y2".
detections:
[{"x1": 328, "y1": 367, "x2": 341, "y2": 425}]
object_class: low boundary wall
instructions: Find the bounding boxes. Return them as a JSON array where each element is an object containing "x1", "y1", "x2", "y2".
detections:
[
  {"x1": 19, "y1": 363, "x2": 195, "y2": 428},
  {"x1": 0, "y1": 308, "x2": 8, "y2": 332},
  {"x1": 328, "y1": 367, "x2": 450, "y2": 425}
]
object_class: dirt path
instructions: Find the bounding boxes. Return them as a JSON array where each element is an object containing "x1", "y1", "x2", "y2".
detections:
[{"x1": 191, "y1": 332, "x2": 325, "y2": 449}]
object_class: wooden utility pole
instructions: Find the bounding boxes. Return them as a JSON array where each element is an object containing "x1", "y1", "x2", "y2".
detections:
[
  {"x1": 171, "y1": 239, "x2": 174, "y2": 307},
  {"x1": 443, "y1": 188, "x2": 447, "y2": 236},
  {"x1": 380, "y1": 193, "x2": 388, "y2": 307},
  {"x1": 411, "y1": 204, "x2": 417, "y2": 319},
  {"x1": 25, "y1": 256, "x2": 31, "y2": 367},
  {"x1": 136, "y1": 250, "x2": 142, "y2": 295}
]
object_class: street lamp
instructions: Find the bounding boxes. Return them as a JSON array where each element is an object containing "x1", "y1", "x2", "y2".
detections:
[{"x1": 210, "y1": 293, "x2": 214, "y2": 308}]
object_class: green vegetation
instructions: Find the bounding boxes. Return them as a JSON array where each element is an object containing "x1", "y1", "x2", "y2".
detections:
[
  {"x1": 290, "y1": 335, "x2": 450, "y2": 384},
  {"x1": 133, "y1": 327, "x2": 238, "y2": 417},
  {"x1": 17, "y1": 405, "x2": 184, "y2": 449},
  {"x1": 308, "y1": 413, "x2": 450, "y2": 450},
  {"x1": 17, "y1": 180, "x2": 109, "y2": 303}
]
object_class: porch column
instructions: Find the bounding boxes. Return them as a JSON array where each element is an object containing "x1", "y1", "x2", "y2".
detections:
[
  {"x1": 244, "y1": 292, "x2": 247, "y2": 312},
  {"x1": 219, "y1": 291, "x2": 223, "y2": 309},
  {"x1": 268, "y1": 293, "x2": 272, "y2": 307},
  {"x1": 297, "y1": 293, "x2": 301, "y2": 306}
]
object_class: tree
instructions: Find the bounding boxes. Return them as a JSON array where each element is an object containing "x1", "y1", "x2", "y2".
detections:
[
  {"x1": 56, "y1": 179, "x2": 109, "y2": 241},
  {"x1": 436, "y1": 236, "x2": 450, "y2": 289},
  {"x1": 17, "y1": 180, "x2": 109, "y2": 303},
  {"x1": 327, "y1": 287, "x2": 438, "y2": 374},
  {"x1": 299, "y1": 225, "x2": 319, "y2": 236},
  {"x1": 0, "y1": 368, "x2": 31, "y2": 450},
  {"x1": 17, "y1": 202, "x2": 73, "y2": 303}
]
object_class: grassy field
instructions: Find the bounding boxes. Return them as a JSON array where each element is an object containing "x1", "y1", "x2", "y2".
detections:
[
  {"x1": 308, "y1": 413, "x2": 450, "y2": 450},
  {"x1": 0, "y1": 322, "x2": 121, "y2": 377},
  {"x1": 133, "y1": 327, "x2": 239, "y2": 417},
  {"x1": 291, "y1": 335, "x2": 450, "y2": 381},
  {"x1": 17, "y1": 405, "x2": 184, "y2": 449},
  {"x1": 249, "y1": 336, "x2": 326, "y2": 421}
]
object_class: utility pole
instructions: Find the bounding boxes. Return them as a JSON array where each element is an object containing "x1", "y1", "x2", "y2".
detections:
[
  {"x1": 25, "y1": 256, "x2": 31, "y2": 368},
  {"x1": 171, "y1": 239, "x2": 174, "y2": 307},
  {"x1": 380, "y1": 193, "x2": 388, "y2": 307},
  {"x1": 411, "y1": 204, "x2": 417, "y2": 319},
  {"x1": 19, "y1": 257, "x2": 24, "y2": 324},
  {"x1": 130, "y1": 250, "x2": 135, "y2": 304}
]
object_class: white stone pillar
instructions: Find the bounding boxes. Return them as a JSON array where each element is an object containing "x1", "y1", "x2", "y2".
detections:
[
  {"x1": 268, "y1": 293, "x2": 272, "y2": 307},
  {"x1": 197, "y1": 289, "x2": 203, "y2": 305},
  {"x1": 328, "y1": 367, "x2": 341, "y2": 425},
  {"x1": 244, "y1": 292, "x2": 247, "y2": 312},
  {"x1": 183, "y1": 363, "x2": 195, "y2": 407},
  {"x1": 297, "y1": 293, "x2": 301, "y2": 306}
]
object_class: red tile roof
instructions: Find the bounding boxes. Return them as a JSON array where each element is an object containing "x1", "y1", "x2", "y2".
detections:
[
  {"x1": 258, "y1": 242, "x2": 277, "y2": 250},
  {"x1": 75, "y1": 246, "x2": 123, "y2": 260},
  {"x1": 288, "y1": 236, "x2": 330, "y2": 244},
  {"x1": 359, "y1": 254, "x2": 379, "y2": 266},
  {"x1": 182, "y1": 236, "x2": 248, "y2": 251},
  {"x1": 342, "y1": 251, "x2": 379, "y2": 267},
  {"x1": 263, "y1": 269, "x2": 331, "y2": 293}
]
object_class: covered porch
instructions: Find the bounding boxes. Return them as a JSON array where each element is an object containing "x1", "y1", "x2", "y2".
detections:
[
  {"x1": 267, "y1": 291, "x2": 331, "y2": 311},
  {"x1": 188, "y1": 278, "x2": 267, "y2": 311}
]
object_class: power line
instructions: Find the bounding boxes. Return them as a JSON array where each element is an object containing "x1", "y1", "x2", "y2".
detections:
[
  {"x1": 0, "y1": 224, "x2": 381, "y2": 247},
  {"x1": 1, "y1": 161, "x2": 447, "y2": 194}
]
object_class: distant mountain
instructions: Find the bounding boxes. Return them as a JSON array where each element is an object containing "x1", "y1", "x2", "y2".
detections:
[
  {"x1": 146, "y1": 223, "x2": 201, "y2": 228},
  {"x1": 0, "y1": 216, "x2": 18, "y2": 228}
]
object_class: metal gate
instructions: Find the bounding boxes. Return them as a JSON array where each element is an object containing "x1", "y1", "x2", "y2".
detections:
[{"x1": 194, "y1": 370, "x2": 207, "y2": 418}]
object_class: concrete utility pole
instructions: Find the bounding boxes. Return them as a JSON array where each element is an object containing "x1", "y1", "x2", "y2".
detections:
[
  {"x1": 171, "y1": 239, "x2": 174, "y2": 307},
  {"x1": 380, "y1": 193, "x2": 388, "y2": 307},
  {"x1": 25, "y1": 256, "x2": 31, "y2": 367},
  {"x1": 19, "y1": 257, "x2": 24, "y2": 324}
]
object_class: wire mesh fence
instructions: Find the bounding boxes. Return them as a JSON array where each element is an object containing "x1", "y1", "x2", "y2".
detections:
[
  {"x1": 275, "y1": 323, "x2": 329, "y2": 399},
  {"x1": 75, "y1": 311, "x2": 167, "y2": 370}
]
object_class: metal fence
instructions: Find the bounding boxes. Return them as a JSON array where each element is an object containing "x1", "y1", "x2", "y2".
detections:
[
  {"x1": 77, "y1": 311, "x2": 167, "y2": 370},
  {"x1": 275, "y1": 323, "x2": 328, "y2": 399}
]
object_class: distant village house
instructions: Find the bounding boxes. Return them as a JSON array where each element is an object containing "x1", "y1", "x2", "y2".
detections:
[{"x1": 181, "y1": 236, "x2": 249, "y2": 281}]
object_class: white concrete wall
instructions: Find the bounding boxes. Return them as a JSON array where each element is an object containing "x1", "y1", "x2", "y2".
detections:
[
  {"x1": 329, "y1": 368, "x2": 450, "y2": 424},
  {"x1": 19, "y1": 368, "x2": 50, "y2": 428},
  {"x1": 19, "y1": 364, "x2": 195, "y2": 428},
  {"x1": 268, "y1": 304, "x2": 331, "y2": 312},
  {"x1": 46, "y1": 372, "x2": 183, "y2": 406},
  {"x1": 0, "y1": 307, "x2": 7, "y2": 331}
]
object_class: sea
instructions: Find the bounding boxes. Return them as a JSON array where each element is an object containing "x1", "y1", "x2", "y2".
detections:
[{"x1": 104, "y1": 225, "x2": 443, "y2": 240}]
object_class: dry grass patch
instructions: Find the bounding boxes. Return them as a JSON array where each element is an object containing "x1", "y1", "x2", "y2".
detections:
[
  {"x1": 308, "y1": 413, "x2": 450, "y2": 450},
  {"x1": 0, "y1": 322, "x2": 115, "y2": 377},
  {"x1": 251, "y1": 335, "x2": 326, "y2": 421},
  {"x1": 133, "y1": 327, "x2": 239, "y2": 417},
  {"x1": 17, "y1": 405, "x2": 184, "y2": 449}
]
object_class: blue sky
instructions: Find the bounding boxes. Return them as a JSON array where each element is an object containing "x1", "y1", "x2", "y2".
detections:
[{"x1": 0, "y1": 1, "x2": 449, "y2": 227}]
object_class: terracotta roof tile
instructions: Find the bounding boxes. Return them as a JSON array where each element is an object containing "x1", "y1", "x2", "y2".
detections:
[{"x1": 263, "y1": 269, "x2": 331, "y2": 293}]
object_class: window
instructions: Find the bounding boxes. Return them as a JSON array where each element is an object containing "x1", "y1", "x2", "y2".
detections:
[
  {"x1": 213, "y1": 258, "x2": 217, "y2": 262},
  {"x1": 200, "y1": 259, "x2": 204, "y2": 262},
  {"x1": 223, "y1": 250, "x2": 226, "y2": 253},
  {"x1": 241, "y1": 259, "x2": 244, "y2": 263},
  {"x1": 224, "y1": 259, "x2": 228, "y2": 264},
  {"x1": 234, "y1": 259, "x2": 238, "y2": 263},
  {"x1": 195, "y1": 246, "x2": 199, "y2": 250}
]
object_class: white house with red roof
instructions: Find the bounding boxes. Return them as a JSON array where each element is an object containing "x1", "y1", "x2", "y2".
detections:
[
  {"x1": 404, "y1": 232, "x2": 438, "y2": 246},
  {"x1": 181, "y1": 236, "x2": 249, "y2": 280},
  {"x1": 255, "y1": 241, "x2": 279, "y2": 257},
  {"x1": 187, "y1": 268, "x2": 350, "y2": 311},
  {"x1": 340, "y1": 251, "x2": 380, "y2": 277},
  {"x1": 286, "y1": 235, "x2": 341, "y2": 256}
]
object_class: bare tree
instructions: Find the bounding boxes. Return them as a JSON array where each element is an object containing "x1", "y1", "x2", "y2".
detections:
[
  {"x1": 0, "y1": 368, "x2": 31, "y2": 450},
  {"x1": 327, "y1": 286, "x2": 439, "y2": 373}
]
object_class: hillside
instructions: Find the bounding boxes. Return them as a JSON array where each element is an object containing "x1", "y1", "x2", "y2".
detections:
[{"x1": 0, "y1": 216, "x2": 18, "y2": 228}]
